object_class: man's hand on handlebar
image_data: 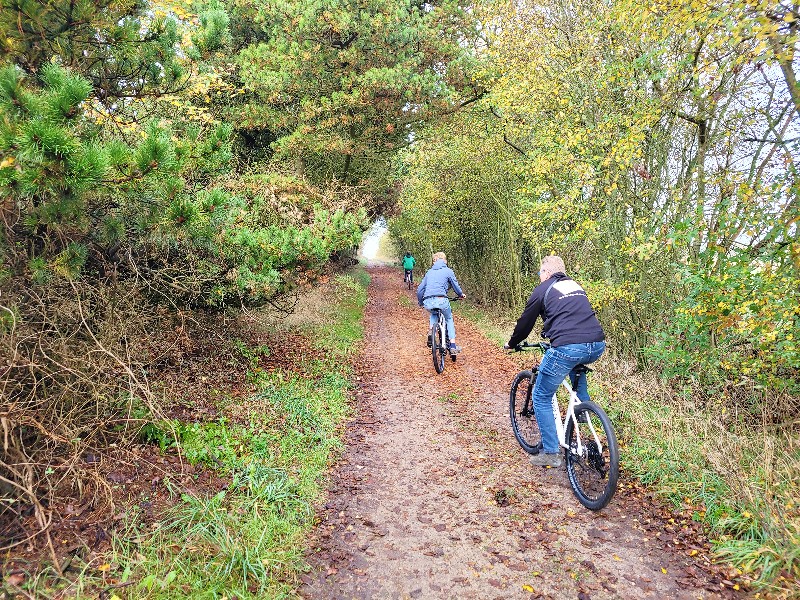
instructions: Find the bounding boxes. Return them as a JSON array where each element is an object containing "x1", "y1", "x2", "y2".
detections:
[{"x1": 504, "y1": 340, "x2": 551, "y2": 352}]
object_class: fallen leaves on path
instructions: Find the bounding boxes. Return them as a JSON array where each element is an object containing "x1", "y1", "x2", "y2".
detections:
[{"x1": 302, "y1": 267, "x2": 746, "y2": 600}]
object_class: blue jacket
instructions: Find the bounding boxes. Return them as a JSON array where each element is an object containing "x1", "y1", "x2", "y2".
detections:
[{"x1": 417, "y1": 260, "x2": 464, "y2": 306}]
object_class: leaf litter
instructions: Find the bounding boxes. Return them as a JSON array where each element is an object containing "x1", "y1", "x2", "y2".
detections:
[{"x1": 301, "y1": 266, "x2": 746, "y2": 599}]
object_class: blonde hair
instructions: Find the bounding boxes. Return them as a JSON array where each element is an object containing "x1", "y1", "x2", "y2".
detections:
[
  {"x1": 540, "y1": 255, "x2": 566, "y2": 275},
  {"x1": 432, "y1": 251, "x2": 447, "y2": 263}
]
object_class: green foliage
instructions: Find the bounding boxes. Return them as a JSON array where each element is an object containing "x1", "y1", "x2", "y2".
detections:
[
  {"x1": 190, "y1": 1, "x2": 232, "y2": 58},
  {"x1": 648, "y1": 250, "x2": 800, "y2": 399},
  {"x1": 151, "y1": 183, "x2": 368, "y2": 308},
  {"x1": 389, "y1": 112, "x2": 528, "y2": 309},
  {"x1": 0, "y1": 67, "x2": 231, "y2": 289},
  {"x1": 2, "y1": 66, "x2": 364, "y2": 308},
  {"x1": 52, "y1": 242, "x2": 88, "y2": 279},
  {"x1": 139, "y1": 421, "x2": 178, "y2": 452},
  {"x1": 229, "y1": 0, "x2": 485, "y2": 193},
  {"x1": 0, "y1": 0, "x2": 185, "y2": 101}
]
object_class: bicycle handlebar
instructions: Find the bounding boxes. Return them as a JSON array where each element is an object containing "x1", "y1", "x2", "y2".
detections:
[{"x1": 506, "y1": 340, "x2": 551, "y2": 352}]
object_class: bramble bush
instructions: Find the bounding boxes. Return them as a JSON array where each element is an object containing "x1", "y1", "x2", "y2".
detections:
[{"x1": 647, "y1": 248, "x2": 800, "y2": 409}]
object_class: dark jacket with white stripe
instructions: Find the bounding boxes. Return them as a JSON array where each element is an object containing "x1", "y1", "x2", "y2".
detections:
[{"x1": 508, "y1": 273, "x2": 605, "y2": 348}]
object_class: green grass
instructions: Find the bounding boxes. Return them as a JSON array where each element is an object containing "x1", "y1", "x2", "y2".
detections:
[
  {"x1": 85, "y1": 270, "x2": 370, "y2": 599},
  {"x1": 451, "y1": 300, "x2": 513, "y2": 347},
  {"x1": 397, "y1": 293, "x2": 413, "y2": 308},
  {"x1": 457, "y1": 303, "x2": 800, "y2": 594},
  {"x1": 602, "y1": 390, "x2": 800, "y2": 592}
]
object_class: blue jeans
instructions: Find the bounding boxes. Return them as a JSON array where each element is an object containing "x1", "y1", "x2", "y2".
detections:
[
  {"x1": 423, "y1": 297, "x2": 455, "y2": 342},
  {"x1": 533, "y1": 341, "x2": 606, "y2": 454}
]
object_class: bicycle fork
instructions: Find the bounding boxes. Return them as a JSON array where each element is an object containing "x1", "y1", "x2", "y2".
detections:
[{"x1": 553, "y1": 387, "x2": 604, "y2": 456}]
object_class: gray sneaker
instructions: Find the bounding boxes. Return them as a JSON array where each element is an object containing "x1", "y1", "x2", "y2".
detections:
[
  {"x1": 529, "y1": 452, "x2": 563, "y2": 468},
  {"x1": 448, "y1": 343, "x2": 461, "y2": 354}
]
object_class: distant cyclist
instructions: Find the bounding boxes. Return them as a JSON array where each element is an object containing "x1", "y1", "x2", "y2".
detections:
[
  {"x1": 417, "y1": 252, "x2": 466, "y2": 354},
  {"x1": 402, "y1": 251, "x2": 416, "y2": 284}
]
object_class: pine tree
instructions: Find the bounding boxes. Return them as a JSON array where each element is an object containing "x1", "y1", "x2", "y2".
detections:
[
  {"x1": 0, "y1": 0, "x2": 185, "y2": 102},
  {"x1": 230, "y1": 0, "x2": 486, "y2": 191}
]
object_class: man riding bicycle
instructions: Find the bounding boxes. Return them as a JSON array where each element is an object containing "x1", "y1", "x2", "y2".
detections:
[
  {"x1": 417, "y1": 252, "x2": 466, "y2": 354},
  {"x1": 504, "y1": 255, "x2": 605, "y2": 468},
  {"x1": 402, "y1": 251, "x2": 416, "y2": 284}
]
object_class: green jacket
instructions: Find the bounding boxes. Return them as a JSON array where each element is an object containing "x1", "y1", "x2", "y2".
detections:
[{"x1": 402, "y1": 255, "x2": 416, "y2": 270}]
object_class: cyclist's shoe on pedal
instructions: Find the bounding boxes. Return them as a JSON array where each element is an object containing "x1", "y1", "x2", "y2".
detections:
[
  {"x1": 448, "y1": 343, "x2": 462, "y2": 355},
  {"x1": 529, "y1": 452, "x2": 563, "y2": 468},
  {"x1": 426, "y1": 334, "x2": 432, "y2": 348},
  {"x1": 575, "y1": 407, "x2": 589, "y2": 423}
]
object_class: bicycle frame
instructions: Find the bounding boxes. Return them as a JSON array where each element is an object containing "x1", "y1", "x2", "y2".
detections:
[
  {"x1": 432, "y1": 309, "x2": 448, "y2": 345},
  {"x1": 551, "y1": 377, "x2": 604, "y2": 458},
  {"x1": 428, "y1": 296, "x2": 461, "y2": 373},
  {"x1": 427, "y1": 295, "x2": 459, "y2": 344},
  {"x1": 509, "y1": 340, "x2": 618, "y2": 510}
]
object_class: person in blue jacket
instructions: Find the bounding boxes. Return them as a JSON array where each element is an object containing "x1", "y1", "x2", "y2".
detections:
[{"x1": 416, "y1": 252, "x2": 466, "y2": 354}]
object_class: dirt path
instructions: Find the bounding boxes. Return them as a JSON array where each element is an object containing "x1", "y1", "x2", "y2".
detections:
[{"x1": 301, "y1": 267, "x2": 743, "y2": 600}]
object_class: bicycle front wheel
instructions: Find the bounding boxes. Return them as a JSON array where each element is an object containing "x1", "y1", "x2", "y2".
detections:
[
  {"x1": 509, "y1": 370, "x2": 541, "y2": 454},
  {"x1": 431, "y1": 325, "x2": 445, "y2": 373},
  {"x1": 565, "y1": 401, "x2": 619, "y2": 510}
]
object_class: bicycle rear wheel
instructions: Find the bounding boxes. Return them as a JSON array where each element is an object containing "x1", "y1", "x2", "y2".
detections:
[
  {"x1": 565, "y1": 401, "x2": 619, "y2": 510},
  {"x1": 509, "y1": 370, "x2": 541, "y2": 454},
  {"x1": 431, "y1": 324, "x2": 445, "y2": 373}
]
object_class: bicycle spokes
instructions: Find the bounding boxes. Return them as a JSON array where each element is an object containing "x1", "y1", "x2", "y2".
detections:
[{"x1": 565, "y1": 401, "x2": 619, "y2": 511}]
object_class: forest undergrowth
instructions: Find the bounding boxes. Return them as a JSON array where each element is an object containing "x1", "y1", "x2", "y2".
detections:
[{"x1": 1, "y1": 270, "x2": 368, "y2": 599}]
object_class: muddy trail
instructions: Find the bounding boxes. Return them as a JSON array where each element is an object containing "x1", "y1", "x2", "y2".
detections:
[{"x1": 301, "y1": 267, "x2": 743, "y2": 600}]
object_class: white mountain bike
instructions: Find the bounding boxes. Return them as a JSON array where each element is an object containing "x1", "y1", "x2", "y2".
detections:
[{"x1": 509, "y1": 341, "x2": 619, "y2": 510}]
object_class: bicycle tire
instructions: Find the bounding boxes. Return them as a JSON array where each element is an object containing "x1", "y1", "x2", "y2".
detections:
[
  {"x1": 509, "y1": 370, "x2": 541, "y2": 454},
  {"x1": 407, "y1": 275, "x2": 412, "y2": 290},
  {"x1": 432, "y1": 325, "x2": 445, "y2": 373},
  {"x1": 564, "y1": 401, "x2": 619, "y2": 510}
]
